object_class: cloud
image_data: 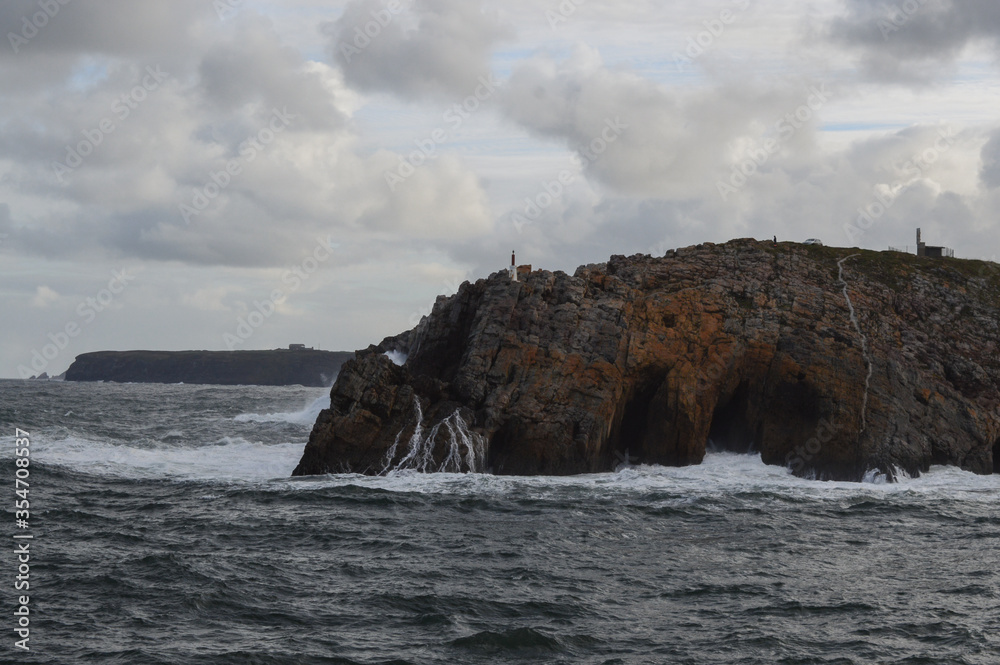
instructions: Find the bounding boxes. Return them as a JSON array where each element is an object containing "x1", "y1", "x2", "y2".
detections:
[
  {"x1": 181, "y1": 285, "x2": 236, "y2": 312},
  {"x1": 498, "y1": 45, "x2": 835, "y2": 200},
  {"x1": 826, "y1": 0, "x2": 1000, "y2": 83},
  {"x1": 478, "y1": 119, "x2": 995, "y2": 281},
  {"x1": 324, "y1": 0, "x2": 510, "y2": 100},
  {"x1": 197, "y1": 15, "x2": 348, "y2": 131},
  {"x1": 31, "y1": 285, "x2": 59, "y2": 308},
  {"x1": 980, "y1": 128, "x2": 1000, "y2": 189},
  {"x1": 0, "y1": 2, "x2": 494, "y2": 269},
  {"x1": 0, "y1": 0, "x2": 207, "y2": 57}
]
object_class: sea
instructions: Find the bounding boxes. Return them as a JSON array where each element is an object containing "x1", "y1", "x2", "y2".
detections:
[{"x1": 1, "y1": 379, "x2": 998, "y2": 665}]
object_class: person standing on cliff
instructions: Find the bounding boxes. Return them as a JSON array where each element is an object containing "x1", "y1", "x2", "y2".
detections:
[{"x1": 773, "y1": 235, "x2": 777, "y2": 245}]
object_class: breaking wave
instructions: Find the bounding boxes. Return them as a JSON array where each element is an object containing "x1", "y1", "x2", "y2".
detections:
[
  {"x1": 233, "y1": 393, "x2": 329, "y2": 426},
  {"x1": 31, "y1": 434, "x2": 303, "y2": 482}
]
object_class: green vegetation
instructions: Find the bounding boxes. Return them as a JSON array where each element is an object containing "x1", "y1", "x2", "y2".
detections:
[{"x1": 722, "y1": 238, "x2": 1000, "y2": 300}]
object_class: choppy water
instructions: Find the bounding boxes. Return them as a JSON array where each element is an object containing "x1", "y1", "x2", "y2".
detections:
[{"x1": 1, "y1": 380, "x2": 999, "y2": 664}]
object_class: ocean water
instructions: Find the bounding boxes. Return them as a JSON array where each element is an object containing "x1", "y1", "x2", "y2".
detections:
[{"x1": 1, "y1": 380, "x2": 999, "y2": 664}]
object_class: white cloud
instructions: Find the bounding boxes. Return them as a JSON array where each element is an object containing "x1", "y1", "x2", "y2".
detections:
[
  {"x1": 181, "y1": 285, "x2": 236, "y2": 312},
  {"x1": 31, "y1": 286, "x2": 59, "y2": 308}
]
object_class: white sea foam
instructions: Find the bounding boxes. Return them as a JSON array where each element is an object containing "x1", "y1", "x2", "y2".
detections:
[
  {"x1": 233, "y1": 393, "x2": 329, "y2": 426},
  {"x1": 11, "y1": 426, "x2": 999, "y2": 502},
  {"x1": 34, "y1": 435, "x2": 303, "y2": 482},
  {"x1": 383, "y1": 399, "x2": 487, "y2": 474},
  {"x1": 286, "y1": 452, "x2": 1000, "y2": 502},
  {"x1": 385, "y1": 350, "x2": 408, "y2": 366}
]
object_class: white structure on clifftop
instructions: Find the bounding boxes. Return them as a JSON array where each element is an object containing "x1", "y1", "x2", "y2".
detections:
[{"x1": 507, "y1": 251, "x2": 532, "y2": 281}]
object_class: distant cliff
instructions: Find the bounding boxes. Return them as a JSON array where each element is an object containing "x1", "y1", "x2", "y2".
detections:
[
  {"x1": 293, "y1": 239, "x2": 1000, "y2": 481},
  {"x1": 66, "y1": 350, "x2": 353, "y2": 387}
]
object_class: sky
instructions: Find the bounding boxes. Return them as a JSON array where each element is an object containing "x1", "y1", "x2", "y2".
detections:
[{"x1": 3, "y1": 0, "x2": 1000, "y2": 378}]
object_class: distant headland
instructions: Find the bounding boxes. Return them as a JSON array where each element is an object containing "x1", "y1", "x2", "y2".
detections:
[{"x1": 65, "y1": 347, "x2": 353, "y2": 387}]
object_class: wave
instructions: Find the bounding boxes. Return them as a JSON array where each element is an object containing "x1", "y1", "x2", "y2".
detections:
[
  {"x1": 385, "y1": 350, "x2": 408, "y2": 366},
  {"x1": 32, "y1": 435, "x2": 303, "y2": 482},
  {"x1": 284, "y1": 452, "x2": 1000, "y2": 501},
  {"x1": 232, "y1": 393, "x2": 328, "y2": 426},
  {"x1": 9, "y1": 428, "x2": 1000, "y2": 501}
]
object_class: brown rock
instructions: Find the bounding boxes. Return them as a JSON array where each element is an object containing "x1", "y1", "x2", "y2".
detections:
[{"x1": 292, "y1": 239, "x2": 1000, "y2": 481}]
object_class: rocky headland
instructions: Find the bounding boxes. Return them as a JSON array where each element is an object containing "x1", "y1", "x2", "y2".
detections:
[
  {"x1": 293, "y1": 239, "x2": 1000, "y2": 481},
  {"x1": 66, "y1": 349, "x2": 353, "y2": 387}
]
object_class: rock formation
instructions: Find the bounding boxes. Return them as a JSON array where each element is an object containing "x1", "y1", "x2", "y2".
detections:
[
  {"x1": 293, "y1": 239, "x2": 1000, "y2": 480},
  {"x1": 66, "y1": 349, "x2": 353, "y2": 387}
]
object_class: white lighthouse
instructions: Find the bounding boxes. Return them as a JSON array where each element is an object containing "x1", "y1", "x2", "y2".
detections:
[{"x1": 508, "y1": 250, "x2": 518, "y2": 281}]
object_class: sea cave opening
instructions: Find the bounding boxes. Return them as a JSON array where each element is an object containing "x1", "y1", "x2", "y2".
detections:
[
  {"x1": 993, "y1": 438, "x2": 1000, "y2": 474},
  {"x1": 707, "y1": 382, "x2": 758, "y2": 454},
  {"x1": 613, "y1": 379, "x2": 662, "y2": 464}
]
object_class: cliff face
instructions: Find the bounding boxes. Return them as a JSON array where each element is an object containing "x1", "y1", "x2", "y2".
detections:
[
  {"x1": 66, "y1": 350, "x2": 353, "y2": 387},
  {"x1": 293, "y1": 240, "x2": 1000, "y2": 480}
]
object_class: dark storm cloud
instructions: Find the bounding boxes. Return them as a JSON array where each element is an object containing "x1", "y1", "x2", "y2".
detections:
[{"x1": 827, "y1": 0, "x2": 1000, "y2": 82}]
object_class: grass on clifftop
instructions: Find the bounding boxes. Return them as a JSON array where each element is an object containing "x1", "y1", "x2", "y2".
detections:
[{"x1": 786, "y1": 242, "x2": 1000, "y2": 298}]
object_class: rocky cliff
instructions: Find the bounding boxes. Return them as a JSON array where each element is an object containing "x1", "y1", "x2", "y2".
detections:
[
  {"x1": 293, "y1": 239, "x2": 1000, "y2": 480},
  {"x1": 66, "y1": 349, "x2": 353, "y2": 387}
]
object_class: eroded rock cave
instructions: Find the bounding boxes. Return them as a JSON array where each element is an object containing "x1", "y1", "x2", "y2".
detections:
[{"x1": 707, "y1": 381, "x2": 759, "y2": 454}]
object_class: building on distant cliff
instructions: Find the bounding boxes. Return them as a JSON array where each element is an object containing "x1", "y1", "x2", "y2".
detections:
[
  {"x1": 916, "y1": 228, "x2": 954, "y2": 259},
  {"x1": 889, "y1": 229, "x2": 955, "y2": 258},
  {"x1": 289, "y1": 344, "x2": 312, "y2": 351}
]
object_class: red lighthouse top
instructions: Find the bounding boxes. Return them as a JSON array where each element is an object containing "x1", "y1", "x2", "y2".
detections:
[{"x1": 511, "y1": 251, "x2": 515, "y2": 267}]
